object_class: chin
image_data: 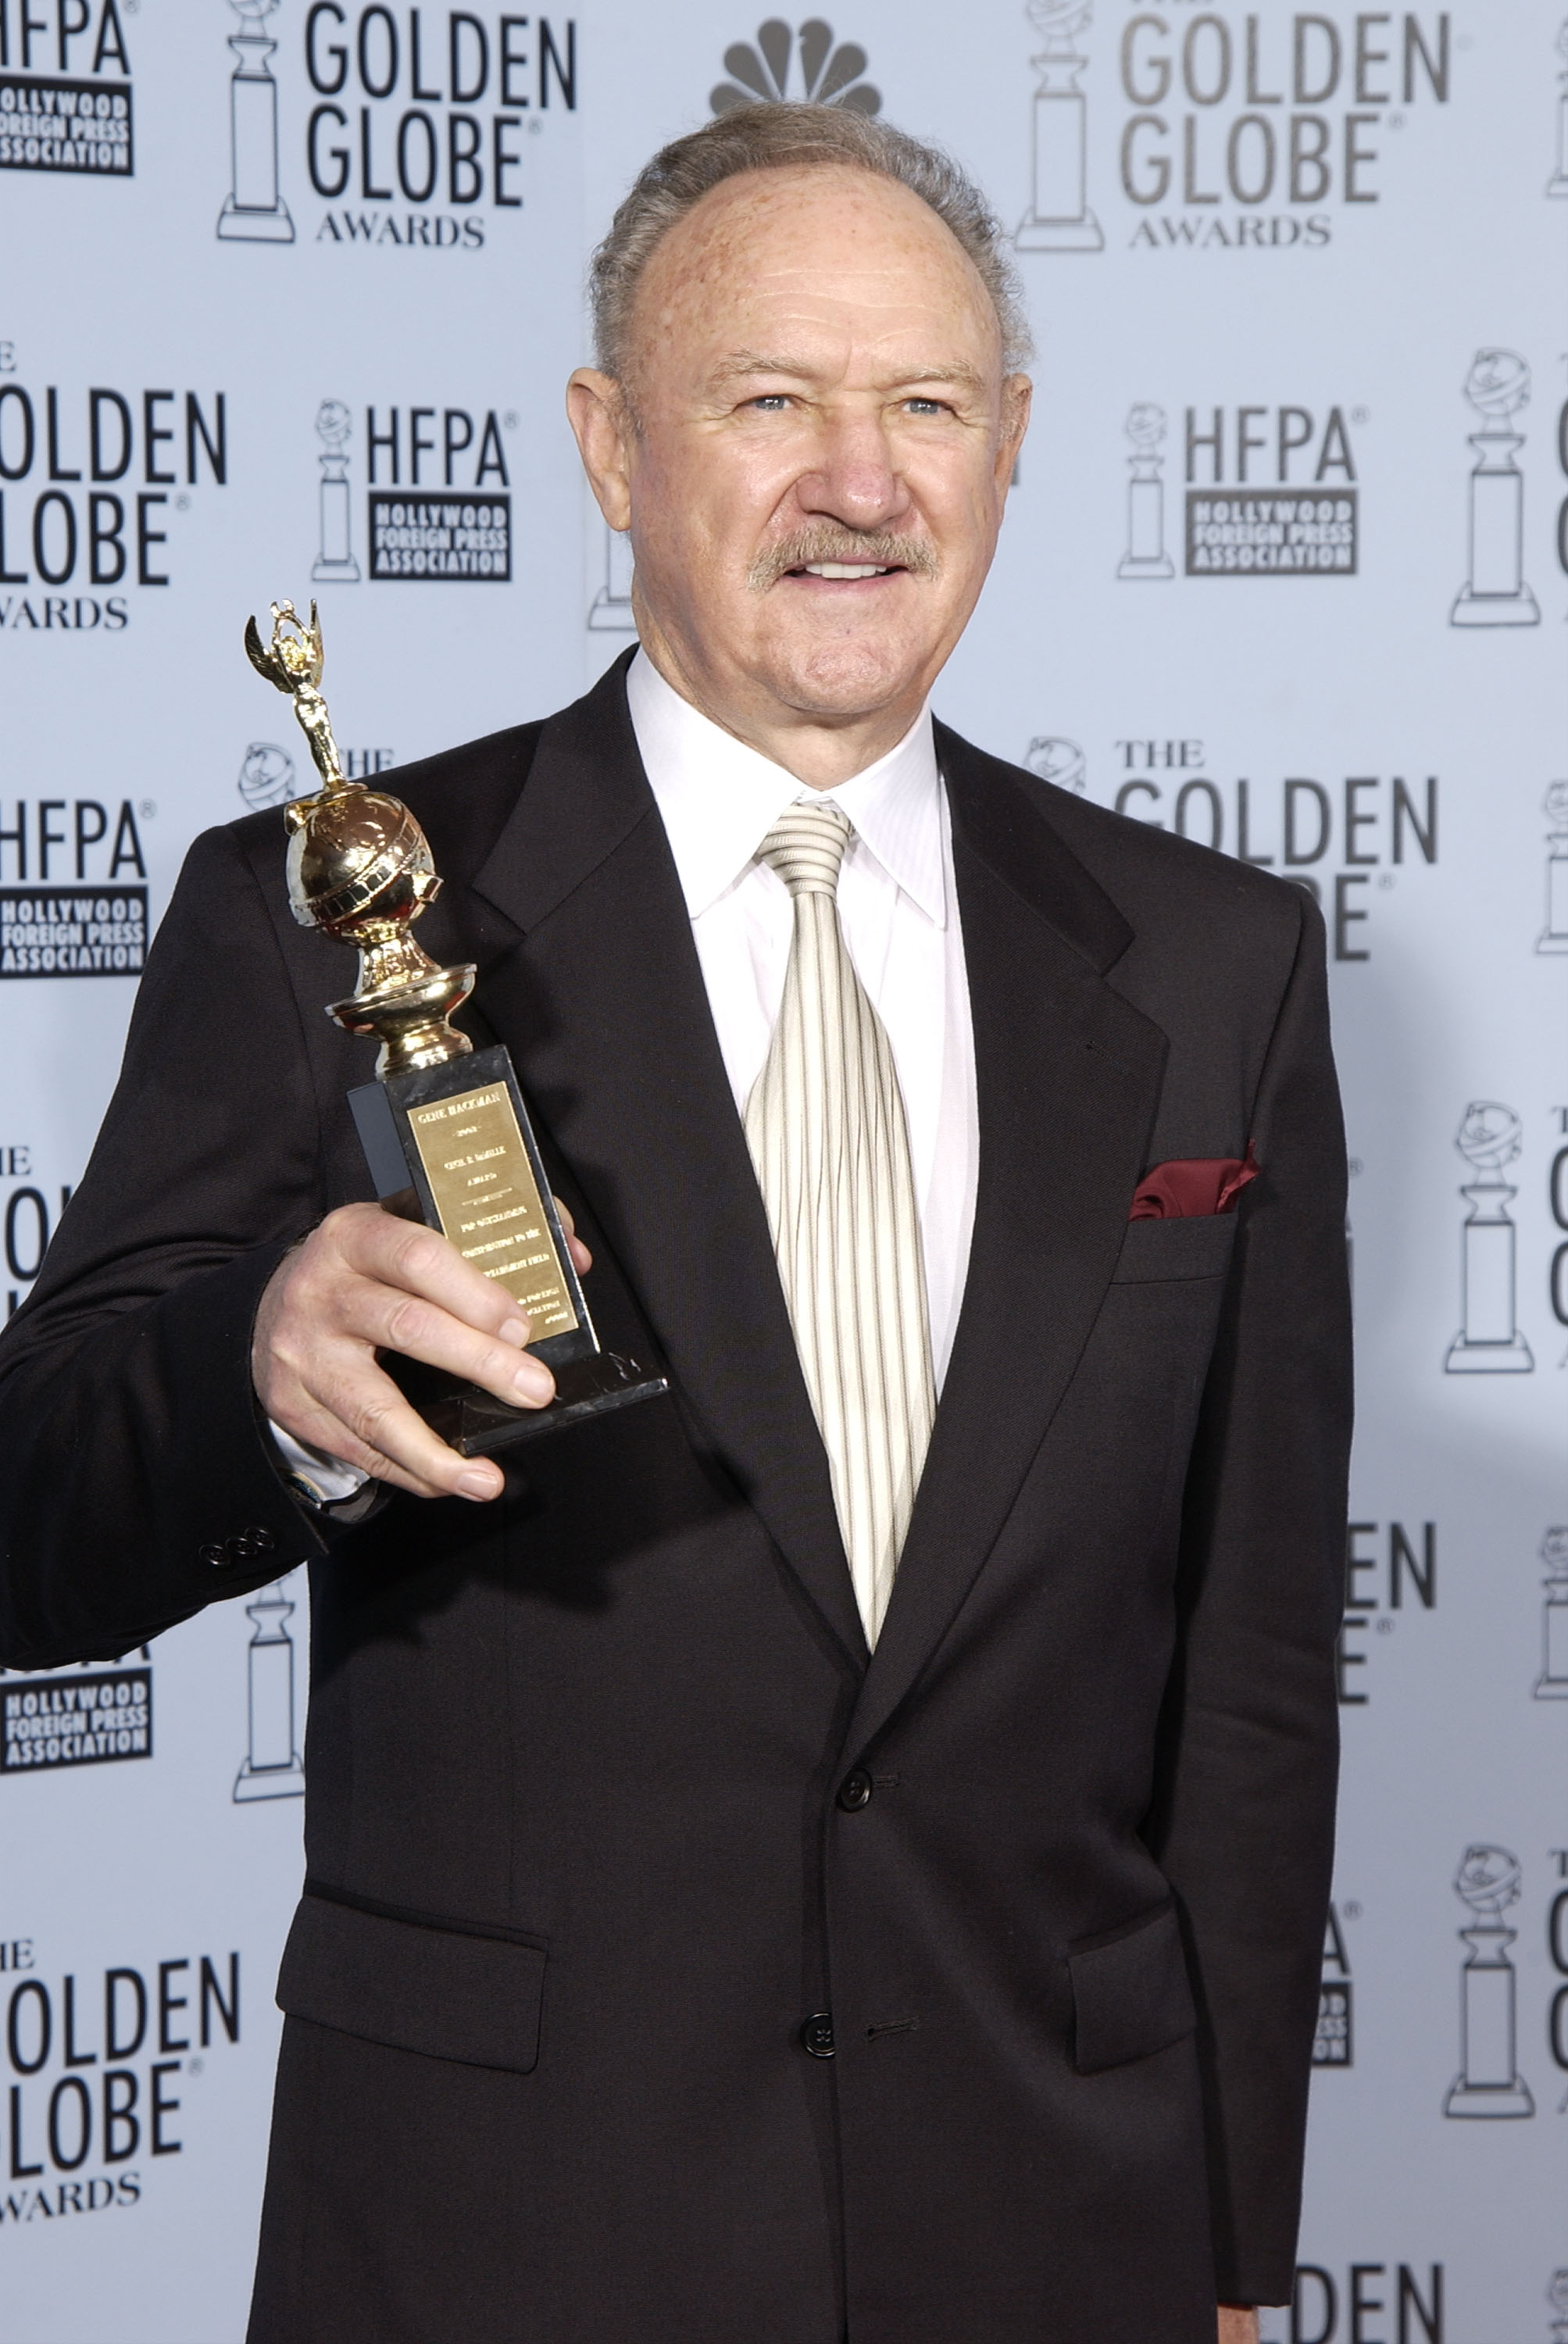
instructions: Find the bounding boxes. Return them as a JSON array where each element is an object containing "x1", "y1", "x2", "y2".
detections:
[{"x1": 770, "y1": 637, "x2": 924, "y2": 720}]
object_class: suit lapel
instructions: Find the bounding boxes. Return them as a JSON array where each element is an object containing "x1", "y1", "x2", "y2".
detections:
[
  {"x1": 468, "y1": 659, "x2": 866, "y2": 1672},
  {"x1": 846, "y1": 732, "x2": 1170, "y2": 1755}
]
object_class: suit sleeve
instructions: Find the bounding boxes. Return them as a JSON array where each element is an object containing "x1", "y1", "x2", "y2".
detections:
[
  {"x1": 1145, "y1": 892, "x2": 1352, "y2": 2304},
  {"x1": 0, "y1": 825, "x2": 336, "y2": 1671}
]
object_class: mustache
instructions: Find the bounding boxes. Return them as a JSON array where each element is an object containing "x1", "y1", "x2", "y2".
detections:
[{"x1": 748, "y1": 527, "x2": 940, "y2": 591}]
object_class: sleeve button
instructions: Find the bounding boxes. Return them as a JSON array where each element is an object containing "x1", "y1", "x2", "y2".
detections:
[
  {"x1": 199, "y1": 1543, "x2": 229, "y2": 1567},
  {"x1": 227, "y1": 1534, "x2": 257, "y2": 1563},
  {"x1": 249, "y1": 1528, "x2": 277, "y2": 1553}
]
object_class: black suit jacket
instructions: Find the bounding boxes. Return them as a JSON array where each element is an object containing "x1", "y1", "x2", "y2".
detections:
[{"x1": 0, "y1": 655, "x2": 1351, "y2": 2343}]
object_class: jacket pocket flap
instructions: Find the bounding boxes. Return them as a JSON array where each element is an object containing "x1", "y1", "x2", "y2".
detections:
[
  {"x1": 1112, "y1": 1213, "x2": 1238, "y2": 1284},
  {"x1": 277, "y1": 1888, "x2": 545, "y2": 2074},
  {"x1": 1068, "y1": 1899, "x2": 1196, "y2": 2074}
]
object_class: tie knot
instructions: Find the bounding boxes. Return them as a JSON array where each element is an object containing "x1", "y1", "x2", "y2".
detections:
[{"x1": 755, "y1": 799, "x2": 853, "y2": 899}]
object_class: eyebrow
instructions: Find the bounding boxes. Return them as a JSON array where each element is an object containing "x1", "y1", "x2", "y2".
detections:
[{"x1": 707, "y1": 351, "x2": 988, "y2": 395}]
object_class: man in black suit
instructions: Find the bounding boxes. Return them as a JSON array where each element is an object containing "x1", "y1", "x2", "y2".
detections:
[{"x1": 0, "y1": 104, "x2": 1349, "y2": 2344}]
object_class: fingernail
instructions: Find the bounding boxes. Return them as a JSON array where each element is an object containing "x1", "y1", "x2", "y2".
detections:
[
  {"x1": 498, "y1": 1316, "x2": 530, "y2": 1347},
  {"x1": 514, "y1": 1361, "x2": 554, "y2": 1405},
  {"x1": 457, "y1": 1468, "x2": 500, "y2": 1501}
]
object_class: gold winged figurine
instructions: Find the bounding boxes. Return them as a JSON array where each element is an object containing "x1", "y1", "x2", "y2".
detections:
[
  {"x1": 242, "y1": 598, "x2": 474, "y2": 1076},
  {"x1": 244, "y1": 598, "x2": 348, "y2": 793}
]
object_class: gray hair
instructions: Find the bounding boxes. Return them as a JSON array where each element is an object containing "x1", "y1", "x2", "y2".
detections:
[{"x1": 589, "y1": 103, "x2": 1033, "y2": 388}]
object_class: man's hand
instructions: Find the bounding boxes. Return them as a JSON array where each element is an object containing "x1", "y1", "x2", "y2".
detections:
[
  {"x1": 252, "y1": 1199, "x2": 591, "y2": 1504},
  {"x1": 1219, "y1": 2310, "x2": 1259, "y2": 2344}
]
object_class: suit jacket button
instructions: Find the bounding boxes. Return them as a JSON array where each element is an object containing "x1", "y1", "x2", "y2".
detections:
[
  {"x1": 799, "y1": 2013, "x2": 835, "y2": 2059},
  {"x1": 199, "y1": 1543, "x2": 229, "y2": 1567},
  {"x1": 227, "y1": 1534, "x2": 257, "y2": 1563},
  {"x1": 837, "y1": 1770, "x2": 873, "y2": 1811},
  {"x1": 249, "y1": 1527, "x2": 277, "y2": 1553}
]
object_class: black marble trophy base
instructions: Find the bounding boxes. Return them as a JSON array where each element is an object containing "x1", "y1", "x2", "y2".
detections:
[{"x1": 409, "y1": 1349, "x2": 667, "y2": 1458}]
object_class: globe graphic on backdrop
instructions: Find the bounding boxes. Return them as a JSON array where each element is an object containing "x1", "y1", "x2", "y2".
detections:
[
  {"x1": 1125, "y1": 402, "x2": 1166, "y2": 452},
  {"x1": 1453, "y1": 1843, "x2": 1523, "y2": 1919},
  {"x1": 1455, "y1": 1100, "x2": 1523, "y2": 1175},
  {"x1": 238, "y1": 741, "x2": 297, "y2": 810},
  {"x1": 1027, "y1": 0, "x2": 1094, "y2": 36},
  {"x1": 1463, "y1": 348, "x2": 1530, "y2": 422},
  {"x1": 1024, "y1": 738, "x2": 1086, "y2": 791}
]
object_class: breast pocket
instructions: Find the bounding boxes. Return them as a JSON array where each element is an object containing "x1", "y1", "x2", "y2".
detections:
[
  {"x1": 1111, "y1": 1212, "x2": 1239, "y2": 1285},
  {"x1": 277, "y1": 1885, "x2": 547, "y2": 2074}
]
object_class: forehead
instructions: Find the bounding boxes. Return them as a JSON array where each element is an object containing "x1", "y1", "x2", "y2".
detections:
[{"x1": 633, "y1": 165, "x2": 998, "y2": 370}]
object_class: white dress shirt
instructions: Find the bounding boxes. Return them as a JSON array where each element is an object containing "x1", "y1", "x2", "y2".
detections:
[
  {"x1": 627, "y1": 651, "x2": 977, "y2": 1389},
  {"x1": 274, "y1": 651, "x2": 978, "y2": 1502}
]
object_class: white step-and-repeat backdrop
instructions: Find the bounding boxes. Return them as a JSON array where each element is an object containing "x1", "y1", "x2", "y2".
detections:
[{"x1": 2, "y1": 3, "x2": 1563, "y2": 2337}]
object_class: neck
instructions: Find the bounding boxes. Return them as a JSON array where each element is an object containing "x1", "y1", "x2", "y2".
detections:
[{"x1": 632, "y1": 613, "x2": 926, "y2": 790}]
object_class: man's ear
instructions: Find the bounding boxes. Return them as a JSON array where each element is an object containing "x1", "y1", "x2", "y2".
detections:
[
  {"x1": 566, "y1": 370, "x2": 634, "y2": 532},
  {"x1": 998, "y1": 374, "x2": 1033, "y2": 492}
]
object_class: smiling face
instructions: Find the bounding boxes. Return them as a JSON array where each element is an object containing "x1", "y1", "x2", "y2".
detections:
[{"x1": 567, "y1": 164, "x2": 1030, "y2": 784}]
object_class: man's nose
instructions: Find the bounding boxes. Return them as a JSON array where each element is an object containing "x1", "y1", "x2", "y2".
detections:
[{"x1": 792, "y1": 414, "x2": 913, "y2": 533}]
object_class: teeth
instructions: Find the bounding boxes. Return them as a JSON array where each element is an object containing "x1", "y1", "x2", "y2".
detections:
[{"x1": 801, "y1": 562, "x2": 889, "y2": 579}]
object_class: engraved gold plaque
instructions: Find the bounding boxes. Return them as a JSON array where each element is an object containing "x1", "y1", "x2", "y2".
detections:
[{"x1": 406, "y1": 1082, "x2": 576, "y2": 1338}]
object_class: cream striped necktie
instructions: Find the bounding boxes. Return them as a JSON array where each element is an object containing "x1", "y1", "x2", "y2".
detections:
[{"x1": 744, "y1": 799, "x2": 936, "y2": 1649}]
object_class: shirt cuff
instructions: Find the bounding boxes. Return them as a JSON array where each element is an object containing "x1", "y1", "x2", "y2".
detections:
[{"x1": 268, "y1": 1420, "x2": 371, "y2": 1507}]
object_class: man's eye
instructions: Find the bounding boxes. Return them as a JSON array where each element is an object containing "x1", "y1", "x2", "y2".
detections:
[
  {"x1": 749, "y1": 395, "x2": 791, "y2": 413},
  {"x1": 906, "y1": 398, "x2": 946, "y2": 416}
]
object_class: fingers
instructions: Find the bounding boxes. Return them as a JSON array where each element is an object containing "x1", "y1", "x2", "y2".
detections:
[
  {"x1": 252, "y1": 1202, "x2": 570, "y2": 1505},
  {"x1": 337, "y1": 1203, "x2": 538, "y2": 1347},
  {"x1": 252, "y1": 1189, "x2": 602, "y2": 1506},
  {"x1": 552, "y1": 1196, "x2": 593, "y2": 1277},
  {"x1": 267, "y1": 1344, "x2": 506, "y2": 1503},
  {"x1": 356, "y1": 1277, "x2": 555, "y2": 1410},
  {"x1": 348, "y1": 1195, "x2": 590, "y2": 1311},
  {"x1": 318, "y1": 1209, "x2": 557, "y2": 1410}
]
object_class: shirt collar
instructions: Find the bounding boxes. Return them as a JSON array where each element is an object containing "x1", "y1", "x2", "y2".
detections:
[{"x1": 626, "y1": 649, "x2": 946, "y2": 927}]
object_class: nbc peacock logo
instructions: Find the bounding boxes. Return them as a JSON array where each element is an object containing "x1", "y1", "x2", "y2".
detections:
[{"x1": 711, "y1": 20, "x2": 880, "y2": 115}]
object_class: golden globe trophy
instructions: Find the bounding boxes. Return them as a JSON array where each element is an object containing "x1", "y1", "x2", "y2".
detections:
[{"x1": 245, "y1": 599, "x2": 666, "y2": 1454}]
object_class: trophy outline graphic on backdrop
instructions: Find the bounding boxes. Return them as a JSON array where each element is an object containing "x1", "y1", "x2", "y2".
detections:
[
  {"x1": 1116, "y1": 405, "x2": 1175, "y2": 580},
  {"x1": 1014, "y1": 0, "x2": 1103, "y2": 252},
  {"x1": 244, "y1": 598, "x2": 667, "y2": 1454},
  {"x1": 1535, "y1": 1527, "x2": 1568, "y2": 1699},
  {"x1": 233, "y1": 1574, "x2": 305, "y2": 1801},
  {"x1": 1444, "y1": 1101, "x2": 1533, "y2": 1373},
  {"x1": 1548, "y1": 20, "x2": 1568, "y2": 197},
  {"x1": 1537, "y1": 782, "x2": 1568, "y2": 953},
  {"x1": 311, "y1": 401, "x2": 361, "y2": 584},
  {"x1": 216, "y1": 0, "x2": 295, "y2": 245},
  {"x1": 588, "y1": 520, "x2": 636, "y2": 631},
  {"x1": 1449, "y1": 351, "x2": 1540, "y2": 627},
  {"x1": 1443, "y1": 1843, "x2": 1534, "y2": 2117}
]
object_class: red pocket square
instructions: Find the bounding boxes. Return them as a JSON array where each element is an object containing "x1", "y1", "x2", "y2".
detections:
[{"x1": 1129, "y1": 1142, "x2": 1259, "y2": 1221}]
